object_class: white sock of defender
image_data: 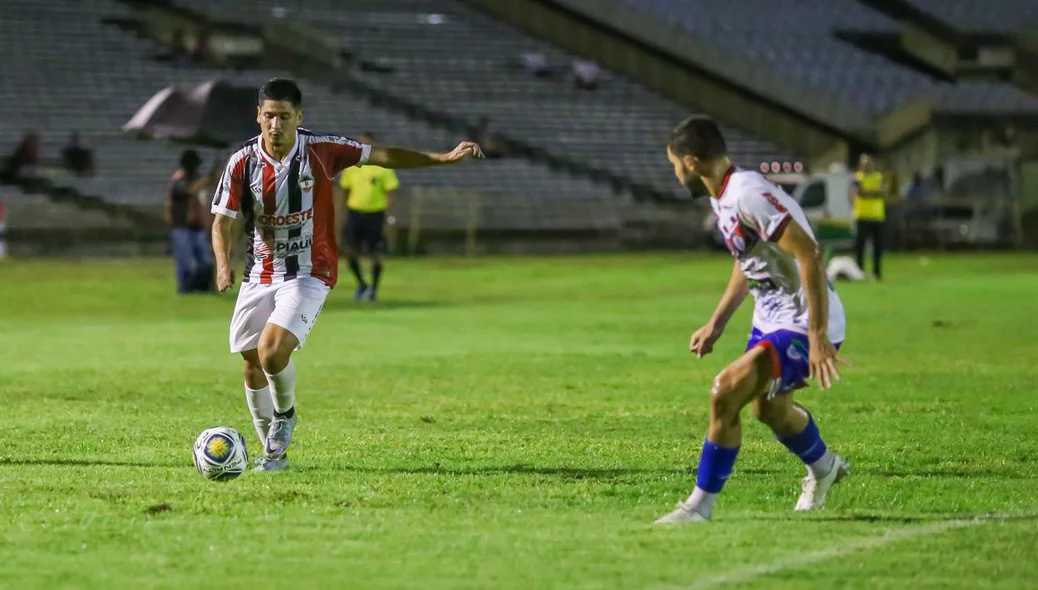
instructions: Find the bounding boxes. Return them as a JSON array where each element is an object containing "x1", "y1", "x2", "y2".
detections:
[
  {"x1": 684, "y1": 486, "x2": 718, "y2": 517},
  {"x1": 264, "y1": 359, "x2": 297, "y2": 414},
  {"x1": 808, "y1": 450, "x2": 836, "y2": 478},
  {"x1": 244, "y1": 383, "x2": 274, "y2": 444}
]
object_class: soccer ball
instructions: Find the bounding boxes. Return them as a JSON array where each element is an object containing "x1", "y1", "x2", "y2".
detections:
[{"x1": 193, "y1": 426, "x2": 249, "y2": 481}]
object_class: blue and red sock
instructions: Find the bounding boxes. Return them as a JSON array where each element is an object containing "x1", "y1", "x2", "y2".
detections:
[{"x1": 777, "y1": 414, "x2": 835, "y2": 476}]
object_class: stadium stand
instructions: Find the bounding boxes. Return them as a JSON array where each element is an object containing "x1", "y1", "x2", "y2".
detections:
[
  {"x1": 170, "y1": 0, "x2": 800, "y2": 198},
  {"x1": 903, "y1": 0, "x2": 1038, "y2": 33},
  {"x1": 0, "y1": 0, "x2": 622, "y2": 229},
  {"x1": 620, "y1": 0, "x2": 1038, "y2": 114}
]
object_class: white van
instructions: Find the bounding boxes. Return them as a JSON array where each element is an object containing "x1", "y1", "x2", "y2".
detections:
[{"x1": 789, "y1": 170, "x2": 856, "y2": 250}]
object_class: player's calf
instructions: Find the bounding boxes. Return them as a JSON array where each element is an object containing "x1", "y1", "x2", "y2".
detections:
[
  {"x1": 257, "y1": 324, "x2": 299, "y2": 458},
  {"x1": 754, "y1": 396, "x2": 847, "y2": 511},
  {"x1": 752, "y1": 395, "x2": 807, "y2": 437},
  {"x1": 241, "y1": 349, "x2": 273, "y2": 446},
  {"x1": 656, "y1": 349, "x2": 771, "y2": 524}
]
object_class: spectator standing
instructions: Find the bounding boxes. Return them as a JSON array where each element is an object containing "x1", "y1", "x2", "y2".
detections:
[
  {"x1": 61, "y1": 132, "x2": 95, "y2": 177},
  {"x1": 466, "y1": 116, "x2": 505, "y2": 159},
  {"x1": 1, "y1": 133, "x2": 40, "y2": 185},
  {"x1": 166, "y1": 149, "x2": 214, "y2": 294}
]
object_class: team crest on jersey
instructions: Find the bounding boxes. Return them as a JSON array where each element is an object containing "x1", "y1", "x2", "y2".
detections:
[{"x1": 719, "y1": 215, "x2": 758, "y2": 258}]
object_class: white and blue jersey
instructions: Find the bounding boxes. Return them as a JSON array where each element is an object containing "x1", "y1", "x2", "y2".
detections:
[{"x1": 709, "y1": 166, "x2": 847, "y2": 394}]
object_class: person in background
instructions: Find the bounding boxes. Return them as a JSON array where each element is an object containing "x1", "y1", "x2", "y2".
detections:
[
  {"x1": 906, "y1": 172, "x2": 924, "y2": 201},
  {"x1": 193, "y1": 28, "x2": 214, "y2": 65},
  {"x1": 166, "y1": 149, "x2": 213, "y2": 294},
  {"x1": 520, "y1": 52, "x2": 551, "y2": 78},
  {"x1": 1, "y1": 133, "x2": 40, "y2": 185},
  {"x1": 572, "y1": 60, "x2": 601, "y2": 91},
  {"x1": 466, "y1": 116, "x2": 505, "y2": 158},
  {"x1": 61, "y1": 132, "x2": 95, "y2": 177},
  {"x1": 338, "y1": 132, "x2": 399, "y2": 302},
  {"x1": 169, "y1": 29, "x2": 191, "y2": 67},
  {"x1": 850, "y1": 153, "x2": 887, "y2": 280}
]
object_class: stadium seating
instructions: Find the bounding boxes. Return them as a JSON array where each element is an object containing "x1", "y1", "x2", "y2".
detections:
[
  {"x1": 0, "y1": 0, "x2": 622, "y2": 229},
  {"x1": 170, "y1": 0, "x2": 800, "y2": 198},
  {"x1": 621, "y1": 0, "x2": 1038, "y2": 114},
  {"x1": 905, "y1": 0, "x2": 1038, "y2": 33}
]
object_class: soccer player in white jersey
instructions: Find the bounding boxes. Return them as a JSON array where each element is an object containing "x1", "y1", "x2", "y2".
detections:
[
  {"x1": 211, "y1": 78, "x2": 483, "y2": 471},
  {"x1": 655, "y1": 115, "x2": 850, "y2": 523}
]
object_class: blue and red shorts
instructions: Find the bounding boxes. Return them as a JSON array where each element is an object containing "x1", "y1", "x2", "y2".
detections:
[{"x1": 746, "y1": 328, "x2": 843, "y2": 397}]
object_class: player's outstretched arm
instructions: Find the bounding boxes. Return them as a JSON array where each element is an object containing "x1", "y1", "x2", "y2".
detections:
[
  {"x1": 776, "y1": 220, "x2": 848, "y2": 388},
  {"x1": 690, "y1": 261, "x2": 749, "y2": 358},
  {"x1": 366, "y1": 142, "x2": 484, "y2": 169},
  {"x1": 212, "y1": 214, "x2": 236, "y2": 292}
]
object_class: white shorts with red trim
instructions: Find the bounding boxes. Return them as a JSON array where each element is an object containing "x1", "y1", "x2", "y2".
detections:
[{"x1": 228, "y1": 276, "x2": 330, "y2": 353}]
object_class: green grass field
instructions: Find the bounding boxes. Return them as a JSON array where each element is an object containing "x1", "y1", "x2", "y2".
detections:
[{"x1": 2, "y1": 253, "x2": 1037, "y2": 589}]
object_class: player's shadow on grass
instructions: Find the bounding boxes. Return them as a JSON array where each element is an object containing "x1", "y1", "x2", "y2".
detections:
[
  {"x1": 322, "y1": 300, "x2": 456, "y2": 312},
  {"x1": 872, "y1": 468, "x2": 1033, "y2": 479},
  {"x1": 0, "y1": 458, "x2": 178, "y2": 468},
  {"x1": 330, "y1": 463, "x2": 787, "y2": 480}
]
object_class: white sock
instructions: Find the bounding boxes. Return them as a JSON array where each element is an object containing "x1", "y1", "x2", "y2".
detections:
[
  {"x1": 264, "y1": 359, "x2": 296, "y2": 414},
  {"x1": 684, "y1": 486, "x2": 718, "y2": 517},
  {"x1": 808, "y1": 450, "x2": 836, "y2": 478},
  {"x1": 244, "y1": 382, "x2": 274, "y2": 444}
]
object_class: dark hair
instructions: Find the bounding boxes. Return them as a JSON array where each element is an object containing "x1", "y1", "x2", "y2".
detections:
[
  {"x1": 361, "y1": 131, "x2": 375, "y2": 141},
  {"x1": 180, "y1": 149, "x2": 202, "y2": 172},
  {"x1": 259, "y1": 78, "x2": 302, "y2": 107},
  {"x1": 668, "y1": 115, "x2": 727, "y2": 161}
]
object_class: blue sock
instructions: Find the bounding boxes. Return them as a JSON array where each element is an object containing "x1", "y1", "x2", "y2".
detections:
[
  {"x1": 777, "y1": 414, "x2": 829, "y2": 466},
  {"x1": 695, "y1": 440, "x2": 740, "y2": 494}
]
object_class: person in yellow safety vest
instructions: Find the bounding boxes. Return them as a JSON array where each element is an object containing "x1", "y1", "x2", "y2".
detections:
[
  {"x1": 338, "y1": 132, "x2": 399, "y2": 302},
  {"x1": 850, "y1": 153, "x2": 887, "y2": 280}
]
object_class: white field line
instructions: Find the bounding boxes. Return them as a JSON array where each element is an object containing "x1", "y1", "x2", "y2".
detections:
[{"x1": 653, "y1": 512, "x2": 1033, "y2": 590}]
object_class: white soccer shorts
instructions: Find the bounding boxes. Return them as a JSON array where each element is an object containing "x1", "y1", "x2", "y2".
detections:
[{"x1": 228, "y1": 276, "x2": 330, "y2": 353}]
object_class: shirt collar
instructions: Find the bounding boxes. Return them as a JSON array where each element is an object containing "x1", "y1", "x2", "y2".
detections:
[
  {"x1": 714, "y1": 165, "x2": 737, "y2": 199},
  {"x1": 257, "y1": 134, "x2": 300, "y2": 168}
]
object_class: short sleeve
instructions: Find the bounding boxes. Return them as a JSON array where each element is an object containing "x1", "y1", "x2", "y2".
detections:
[
  {"x1": 320, "y1": 136, "x2": 371, "y2": 175},
  {"x1": 338, "y1": 168, "x2": 352, "y2": 191},
  {"x1": 737, "y1": 189, "x2": 794, "y2": 242},
  {"x1": 211, "y1": 151, "x2": 248, "y2": 219},
  {"x1": 383, "y1": 168, "x2": 399, "y2": 191}
]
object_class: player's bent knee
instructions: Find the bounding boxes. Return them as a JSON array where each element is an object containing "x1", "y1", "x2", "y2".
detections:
[
  {"x1": 257, "y1": 330, "x2": 296, "y2": 374},
  {"x1": 257, "y1": 344, "x2": 290, "y2": 373},
  {"x1": 709, "y1": 369, "x2": 742, "y2": 423}
]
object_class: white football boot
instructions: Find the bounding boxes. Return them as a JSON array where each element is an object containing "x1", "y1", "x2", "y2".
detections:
[
  {"x1": 253, "y1": 454, "x2": 289, "y2": 472},
  {"x1": 265, "y1": 414, "x2": 297, "y2": 458},
  {"x1": 654, "y1": 502, "x2": 711, "y2": 524},
  {"x1": 795, "y1": 454, "x2": 850, "y2": 511}
]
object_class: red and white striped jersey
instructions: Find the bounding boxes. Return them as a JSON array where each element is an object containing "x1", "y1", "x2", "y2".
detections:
[{"x1": 211, "y1": 129, "x2": 370, "y2": 288}]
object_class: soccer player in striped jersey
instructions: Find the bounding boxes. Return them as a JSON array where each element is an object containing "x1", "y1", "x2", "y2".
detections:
[
  {"x1": 211, "y1": 78, "x2": 483, "y2": 471},
  {"x1": 655, "y1": 116, "x2": 850, "y2": 523}
]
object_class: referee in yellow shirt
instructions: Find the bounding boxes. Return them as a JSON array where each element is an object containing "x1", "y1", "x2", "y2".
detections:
[
  {"x1": 339, "y1": 132, "x2": 399, "y2": 301},
  {"x1": 851, "y1": 153, "x2": 887, "y2": 280}
]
